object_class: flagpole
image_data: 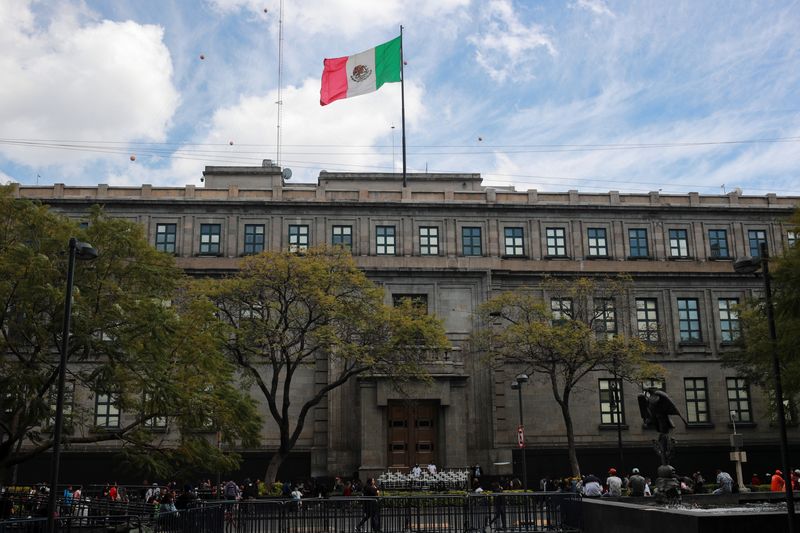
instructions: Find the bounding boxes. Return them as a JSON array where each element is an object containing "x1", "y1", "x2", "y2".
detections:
[{"x1": 400, "y1": 25, "x2": 407, "y2": 188}]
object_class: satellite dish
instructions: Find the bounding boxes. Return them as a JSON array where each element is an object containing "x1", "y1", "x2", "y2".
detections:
[{"x1": 282, "y1": 168, "x2": 293, "y2": 180}]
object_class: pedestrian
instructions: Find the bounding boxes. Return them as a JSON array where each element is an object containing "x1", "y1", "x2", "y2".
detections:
[
  {"x1": 771, "y1": 470, "x2": 786, "y2": 492},
  {"x1": 750, "y1": 473, "x2": 762, "y2": 486},
  {"x1": 692, "y1": 471, "x2": 705, "y2": 494},
  {"x1": 145, "y1": 483, "x2": 160, "y2": 503},
  {"x1": 224, "y1": 479, "x2": 240, "y2": 501},
  {"x1": 488, "y1": 482, "x2": 507, "y2": 530},
  {"x1": 629, "y1": 468, "x2": 646, "y2": 497},
  {"x1": 582, "y1": 475, "x2": 602, "y2": 497},
  {"x1": 713, "y1": 470, "x2": 733, "y2": 494},
  {"x1": 355, "y1": 478, "x2": 381, "y2": 533},
  {"x1": 606, "y1": 468, "x2": 623, "y2": 496}
]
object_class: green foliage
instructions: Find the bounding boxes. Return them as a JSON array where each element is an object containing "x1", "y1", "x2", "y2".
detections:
[
  {"x1": 723, "y1": 210, "x2": 800, "y2": 404},
  {"x1": 0, "y1": 189, "x2": 260, "y2": 478},
  {"x1": 472, "y1": 276, "x2": 662, "y2": 476},
  {"x1": 195, "y1": 246, "x2": 450, "y2": 482}
]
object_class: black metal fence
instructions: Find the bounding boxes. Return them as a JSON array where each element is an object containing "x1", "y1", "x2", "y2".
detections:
[{"x1": 1, "y1": 492, "x2": 581, "y2": 532}]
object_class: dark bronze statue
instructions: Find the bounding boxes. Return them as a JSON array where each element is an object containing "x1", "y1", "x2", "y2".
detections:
[{"x1": 638, "y1": 388, "x2": 687, "y2": 465}]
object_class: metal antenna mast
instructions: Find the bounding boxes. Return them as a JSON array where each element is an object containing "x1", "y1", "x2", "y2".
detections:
[{"x1": 276, "y1": 0, "x2": 284, "y2": 166}]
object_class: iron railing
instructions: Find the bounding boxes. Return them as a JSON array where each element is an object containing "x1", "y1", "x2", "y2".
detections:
[{"x1": 1, "y1": 492, "x2": 581, "y2": 532}]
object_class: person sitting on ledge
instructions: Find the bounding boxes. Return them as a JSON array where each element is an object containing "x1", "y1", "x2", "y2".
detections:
[{"x1": 713, "y1": 470, "x2": 733, "y2": 494}]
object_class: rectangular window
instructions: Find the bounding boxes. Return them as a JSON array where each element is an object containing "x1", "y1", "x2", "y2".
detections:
[
  {"x1": 628, "y1": 228, "x2": 649, "y2": 258},
  {"x1": 48, "y1": 381, "x2": 75, "y2": 428},
  {"x1": 551, "y1": 298, "x2": 573, "y2": 324},
  {"x1": 642, "y1": 379, "x2": 665, "y2": 392},
  {"x1": 636, "y1": 298, "x2": 659, "y2": 342},
  {"x1": 599, "y1": 379, "x2": 625, "y2": 425},
  {"x1": 331, "y1": 225, "x2": 353, "y2": 250},
  {"x1": 155, "y1": 223, "x2": 177, "y2": 254},
  {"x1": 243, "y1": 224, "x2": 265, "y2": 255},
  {"x1": 288, "y1": 224, "x2": 309, "y2": 252},
  {"x1": 718, "y1": 298, "x2": 740, "y2": 343},
  {"x1": 504, "y1": 227, "x2": 525, "y2": 256},
  {"x1": 376, "y1": 226, "x2": 396, "y2": 255},
  {"x1": 594, "y1": 298, "x2": 616, "y2": 339},
  {"x1": 419, "y1": 227, "x2": 439, "y2": 255},
  {"x1": 462, "y1": 227, "x2": 482, "y2": 256},
  {"x1": 95, "y1": 393, "x2": 120, "y2": 428},
  {"x1": 199, "y1": 224, "x2": 221, "y2": 255},
  {"x1": 748, "y1": 230, "x2": 767, "y2": 257},
  {"x1": 546, "y1": 227, "x2": 567, "y2": 256},
  {"x1": 788, "y1": 231, "x2": 797, "y2": 248},
  {"x1": 143, "y1": 393, "x2": 167, "y2": 429},
  {"x1": 587, "y1": 228, "x2": 608, "y2": 257},
  {"x1": 677, "y1": 298, "x2": 702, "y2": 342},
  {"x1": 392, "y1": 294, "x2": 428, "y2": 313},
  {"x1": 668, "y1": 229, "x2": 689, "y2": 258},
  {"x1": 684, "y1": 378, "x2": 709, "y2": 424},
  {"x1": 708, "y1": 230, "x2": 729, "y2": 259},
  {"x1": 727, "y1": 378, "x2": 752, "y2": 423}
]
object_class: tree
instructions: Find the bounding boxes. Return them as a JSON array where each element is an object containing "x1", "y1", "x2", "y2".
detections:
[
  {"x1": 196, "y1": 246, "x2": 450, "y2": 483},
  {"x1": 722, "y1": 212, "x2": 800, "y2": 407},
  {"x1": 0, "y1": 191, "x2": 260, "y2": 481},
  {"x1": 473, "y1": 276, "x2": 662, "y2": 477}
]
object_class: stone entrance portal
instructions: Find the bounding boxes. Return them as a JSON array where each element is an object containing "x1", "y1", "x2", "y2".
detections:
[{"x1": 387, "y1": 400, "x2": 438, "y2": 468}]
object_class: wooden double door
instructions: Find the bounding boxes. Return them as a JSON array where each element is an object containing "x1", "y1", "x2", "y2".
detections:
[{"x1": 387, "y1": 400, "x2": 438, "y2": 468}]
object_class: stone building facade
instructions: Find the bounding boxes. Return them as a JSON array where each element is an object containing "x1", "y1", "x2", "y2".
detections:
[{"x1": 13, "y1": 161, "x2": 799, "y2": 481}]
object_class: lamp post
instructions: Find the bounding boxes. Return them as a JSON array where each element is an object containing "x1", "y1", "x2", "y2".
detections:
[
  {"x1": 511, "y1": 373, "x2": 529, "y2": 491},
  {"x1": 730, "y1": 410, "x2": 746, "y2": 492},
  {"x1": 734, "y1": 241, "x2": 794, "y2": 532},
  {"x1": 47, "y1": 238, "x2": 98, "y2": 533}
]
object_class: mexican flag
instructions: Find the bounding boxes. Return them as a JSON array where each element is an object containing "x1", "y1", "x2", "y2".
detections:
[{"x1": 320, "y1": 36, "x2": 401, "y2": 106}]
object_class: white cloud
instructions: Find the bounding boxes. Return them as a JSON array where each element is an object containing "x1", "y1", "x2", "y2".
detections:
[
  {"x1": 0, "y1": 0, "x2": 179, "y2": 167},
  {"x1": 467, "y1": 0, "x2": 556, "y2": 82},
  {"x1": 572, "y1": 0, "x2": 615, "y2": 18}
]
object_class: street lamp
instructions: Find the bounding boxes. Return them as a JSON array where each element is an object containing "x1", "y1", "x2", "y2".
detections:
[
  {"x1": 729, "y1": 410, "x2": 746, "y2": 492},
  {"x1": 47, "y1": 238, "x2": 98, "y2": 533},
  {"x1": 734, "y1": 241, "x2": 794, "y2": 532},
  {"x1": 511, "y1": 373, "x2": 529, "y2": 491}
]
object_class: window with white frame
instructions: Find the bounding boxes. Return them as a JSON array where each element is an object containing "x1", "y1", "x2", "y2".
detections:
[
  {"x1": 546, "y1": 228, "x2": 567, "y2": 256},
  {"x1": 788, "y1": 231, "x2": 797, "y2": 248},
  {"x1": 668, "y1": 229, "x2": 689, "y2": 258},
  {"x1": 419, "y1": 227, "x2": 439, "y2": 255},
  {"x1": 376, "y1": 226, "x2": 396, "y2": 255},
  {"x1": 288, "y1": 224, "x2": 309, "y2": 252}
]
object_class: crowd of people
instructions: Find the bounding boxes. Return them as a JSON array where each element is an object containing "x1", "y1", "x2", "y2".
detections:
[{"x1": 532, "y1": 466, "x2": 800, "y2": 498}]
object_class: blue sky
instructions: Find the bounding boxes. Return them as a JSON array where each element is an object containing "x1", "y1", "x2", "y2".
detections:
[{"x1": 2, "y1": 0, "x2": 799, "y2": 195}]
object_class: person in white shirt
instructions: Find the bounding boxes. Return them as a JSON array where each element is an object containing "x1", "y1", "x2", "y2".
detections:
[
  {"x1": 605, "y1": 468, "x2": 623, "y2": 496},
  {"x1": 582, "y1": 476, "x2": 602, "y2": 497},
  {"x1": 427, "y1": 464, "x2": 437, "y2": 475},
  {"x1": 410, "y1": 464, "x2": 422, "y2": 478}
]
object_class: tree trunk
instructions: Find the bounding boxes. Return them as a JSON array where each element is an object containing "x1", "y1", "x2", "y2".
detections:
[
  {"x1": 265, "y1": 449, "x2": 290, "y2": 485},
  {"x1": 560, "y1": 401, "x2": 581, "y2": 477}
]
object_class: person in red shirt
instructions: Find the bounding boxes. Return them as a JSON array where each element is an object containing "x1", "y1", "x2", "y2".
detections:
[
  {"x1": 109, "y1": 482, "x2": 118, "y2": 501},
  {"x1": 771, "y1": 470, "x2": 785, "y2": 492}
]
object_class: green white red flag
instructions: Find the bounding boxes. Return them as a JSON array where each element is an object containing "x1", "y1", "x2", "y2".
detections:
[{"x1": 320, "y1": 36, "x2": 402, "y2": 106}]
